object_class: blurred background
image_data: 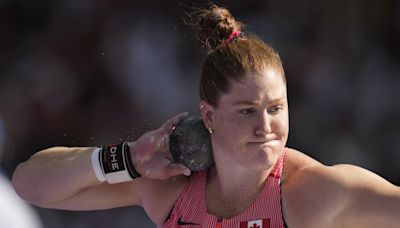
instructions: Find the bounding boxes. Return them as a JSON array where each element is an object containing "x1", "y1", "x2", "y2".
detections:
[{"x1": 0, "y1": 0, "x2": 399, "y2": 227}]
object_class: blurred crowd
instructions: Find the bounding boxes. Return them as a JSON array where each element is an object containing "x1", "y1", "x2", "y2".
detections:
[{"x1": 0, "y1": 0, "x2": 399, "y2": 227}]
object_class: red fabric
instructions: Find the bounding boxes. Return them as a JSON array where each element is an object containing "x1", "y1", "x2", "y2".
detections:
[{"x1": 163, "y1": 148, "x2": 287, "y2": 228}]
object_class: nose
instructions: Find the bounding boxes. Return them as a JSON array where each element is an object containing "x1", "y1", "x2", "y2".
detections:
[{"x1": 255, "y1": 111, "x2": 272, "y2": 136}]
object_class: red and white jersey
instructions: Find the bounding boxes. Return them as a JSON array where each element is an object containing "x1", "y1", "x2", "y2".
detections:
[{"x1": 163, "y1": 149, "x2": 287, "y2": 228}]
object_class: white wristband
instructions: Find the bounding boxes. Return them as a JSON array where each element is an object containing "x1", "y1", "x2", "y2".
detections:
[
  {"x1": 104, "y1": 170, "x2": 133, "y2": 184},
  {"x1": 91, "y1": 148, "x2": 106, "y2": 182},
  {"x1": 102, "y1": 143, "x2": 134, "y2": 184}
]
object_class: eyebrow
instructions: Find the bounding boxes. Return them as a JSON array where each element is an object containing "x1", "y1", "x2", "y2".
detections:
[{"x1": 232, "y1": 97, "x2": 286, "y2": 106}]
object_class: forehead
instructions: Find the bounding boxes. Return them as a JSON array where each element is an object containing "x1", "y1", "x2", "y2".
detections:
[{"x1": 221, "y1": 68, "x2": 287, "y2": 104}]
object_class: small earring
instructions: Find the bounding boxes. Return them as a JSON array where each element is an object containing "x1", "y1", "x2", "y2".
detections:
[{"x1": 207, "y1": 127, "x2": 214, "y2": 134}]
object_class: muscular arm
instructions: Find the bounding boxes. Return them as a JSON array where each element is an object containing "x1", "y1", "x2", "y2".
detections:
[
  {"x1": 283, "y1": 153, "x2": 400, "y2": 228},
  {"x1": 11, "y1": 113, "x2": 190, "y2": 215},
  {"x1": 336, "y1": 164, "x2": 400, "y2": 227},
  {"x1": 12, "y1": 146, "x2": 140, "y2": 210}
]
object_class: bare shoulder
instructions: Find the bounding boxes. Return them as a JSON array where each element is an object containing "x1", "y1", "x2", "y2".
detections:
[
  {"x1": 283, "y1": 148, "x2": 322, "y2": 174},
  {"x1": 283, "y1": 148, "x2": 354, "y2": 186},
  {"x1": 283, "y1": 148, "x2": 397, "y2": 194},
  {"x1": 136, "y1": 175, "x2": 189, "y2": 225},
  {"x1": 282, "y1": 148, "x2": 400, "y2": 227},
  {"x1": 282, "y1": 148, "x2": 346, "y2": 227}
]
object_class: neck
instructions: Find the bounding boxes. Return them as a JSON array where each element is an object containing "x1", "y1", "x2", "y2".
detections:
[
  {"x1": 206, "y1": 155, "x2": 273, "y2": 219},
  {"x1": 209, "y1": 149, "x2": 273, "y2": 197},
  {"x1": 205, "y1": 146, "x2": 278, "y2": 219}
]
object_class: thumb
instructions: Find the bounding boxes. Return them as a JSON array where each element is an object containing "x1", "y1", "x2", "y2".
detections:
[{"x1": 166, "y1": 163, "x2": 191, "y2": 177}]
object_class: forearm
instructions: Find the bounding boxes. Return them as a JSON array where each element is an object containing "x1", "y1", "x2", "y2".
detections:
[
  {"x1": 10, "y1": 113, "x2": 190, "y2": 211},
  {"x1": 12, "y1": 146, "x2": 100, "y2": 205}
]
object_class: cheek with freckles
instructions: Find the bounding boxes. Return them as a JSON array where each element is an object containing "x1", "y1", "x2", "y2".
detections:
[{"x1": 214, "y1": 114, "x2": 251, "y2": 150}]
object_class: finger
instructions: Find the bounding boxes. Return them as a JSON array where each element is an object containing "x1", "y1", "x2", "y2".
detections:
[
  {"x1": 142, "y1": 160, "x2": 190, "y2": 180},
  {"x1": 161, "y1": 112, "x2": 189, "y2": 134},
  {"x1": 166, "y1": 163, "x2": 191, "y2": 177}
]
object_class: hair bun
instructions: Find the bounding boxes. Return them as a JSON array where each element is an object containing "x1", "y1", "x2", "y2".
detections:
[{"x1": 195, "y1": 5, "x2": 243, "y2": 52}]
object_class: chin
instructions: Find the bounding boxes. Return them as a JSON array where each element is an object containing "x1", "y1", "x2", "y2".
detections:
[
  {"x1": 244, "y1": 147, "x2": 275, "y2": 171},
  {"x1": 256, "y1": 144, "x2": 283, "y2": 168}
]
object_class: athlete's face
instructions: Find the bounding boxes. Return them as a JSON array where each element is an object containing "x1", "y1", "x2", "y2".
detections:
[{"x1": 201, "y1": 68, "x2": 289, "y2": 171}]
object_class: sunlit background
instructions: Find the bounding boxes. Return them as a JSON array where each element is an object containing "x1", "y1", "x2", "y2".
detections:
[{"x1": 0, "y1": 0, "x2": 399, "y2": 227}]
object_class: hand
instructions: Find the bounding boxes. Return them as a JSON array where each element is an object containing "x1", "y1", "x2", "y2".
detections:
[{"x1": 129, "y1": 112, "x2": 191, "y2": 180}]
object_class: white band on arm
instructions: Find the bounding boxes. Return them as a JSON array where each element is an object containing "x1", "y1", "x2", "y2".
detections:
[
  {"x1": 102, "y1": 143, "x2": 134, "y2": 184},
  {"x1": 91, "y1": 147, "x2": 106, "y2": 182},
  {"x1": 92, "y1": 142, "x2": 141, "y2": 184}
]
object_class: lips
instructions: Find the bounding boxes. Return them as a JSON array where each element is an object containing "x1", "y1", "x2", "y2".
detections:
[
  {"x1": 248, "y1": 137, "x2": 280, "y2": 146},
  {"x1": 249, "y1": 136, "x2": 278, "y2": 142}
]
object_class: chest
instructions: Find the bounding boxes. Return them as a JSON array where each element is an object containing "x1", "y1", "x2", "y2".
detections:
[
  {"x1": 206, "y1": 186, "x2": 259, "y2": 219},
  {"x1": 189, "y1": 178, "x2": 284, "y2": 226}
]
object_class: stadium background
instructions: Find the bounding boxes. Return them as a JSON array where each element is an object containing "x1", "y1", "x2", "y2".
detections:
[{"x1": 0, "y1": 0, "x2": 399, "y2": 227}]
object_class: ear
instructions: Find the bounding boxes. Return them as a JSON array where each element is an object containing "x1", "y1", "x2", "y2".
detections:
[{"x1": 199, "y1": 100, "x2": 214, "y2": 128}]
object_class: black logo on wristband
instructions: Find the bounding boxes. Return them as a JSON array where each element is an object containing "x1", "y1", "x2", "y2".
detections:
[{"x1": 102, "y1": 143, "x2": 126, "y2": 174}]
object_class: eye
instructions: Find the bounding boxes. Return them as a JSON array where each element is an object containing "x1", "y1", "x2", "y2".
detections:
[
  {"x1": 239, "y1": 108, "x2": 255, "y2": 115},
  {"x1": 268, "y1": 105, "x2": 283, "y2": 114}
]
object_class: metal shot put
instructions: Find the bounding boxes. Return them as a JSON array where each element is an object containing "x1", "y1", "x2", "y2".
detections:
[{"x1": 170, "y1": 115, "x2": 213, "y2": 171}]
